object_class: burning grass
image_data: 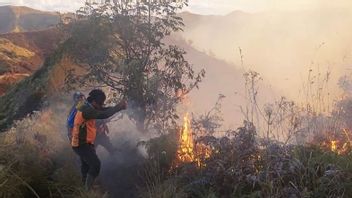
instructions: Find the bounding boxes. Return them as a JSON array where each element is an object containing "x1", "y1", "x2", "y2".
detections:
[
  {"x1": 2, "y1": 102, "x2": 352, "y2": 198},
  {"x1": 140, "y1": 121, "x2": 352, "y2": 198},
  {"x1": 172, "y1": 113, "x2": 212, "y2": 168},
  {"x1": 2, "y1": 84, "x2": 352, "y2": 197},
  {"x1": 2, "y1": 106, "x2": 352, "y2": 198},
  {"x1": 315, "y1": 129, "x2": 352, "y2": 155}
]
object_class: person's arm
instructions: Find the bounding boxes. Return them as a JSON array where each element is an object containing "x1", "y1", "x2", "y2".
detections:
[{"x1": 82, "y1": 102, "x2": 126, "y2": 120}]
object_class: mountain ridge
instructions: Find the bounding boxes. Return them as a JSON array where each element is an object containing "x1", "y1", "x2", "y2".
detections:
[
  {"x1": 0, "y1": 5, "x2": 259, "y2": 130},
  {"x1": 0, "y1": 5, "x2": 60, "y2": 34}
]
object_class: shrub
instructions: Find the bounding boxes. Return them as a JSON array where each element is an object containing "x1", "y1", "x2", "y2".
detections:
[{"x1": 0, "y1": 107, "x2": 96, "y2": 197}]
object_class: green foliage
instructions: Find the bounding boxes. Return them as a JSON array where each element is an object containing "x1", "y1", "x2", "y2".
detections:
[
  {"x1": 139, "y1": 131, "x2": 180, "y2": 198},
  {"x1": 144, "y1": 131, "x2": 178, "y2": 170},
  {"x1": 292, "y1": 146, "x2": 352, "y2": 197},
  {"x1": 66, "y1": 0, "x2": 205, "y2": 132}
]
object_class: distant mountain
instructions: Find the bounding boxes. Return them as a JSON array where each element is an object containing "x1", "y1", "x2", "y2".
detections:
[
  {"x1": 170, "y1": 37, "x2": 250, "y2": 127},
  {"x1": 0, "y1": 6, "x2": 276, "y2": 130},
  {"x1": 0, "y1": 6, "x2": 59, "y2": 95},
  {"x1": 0, "y1": 6, "x2": 60, "y2": 34},
  {"x1": 0, "y1": 6, "x2": 65, "y2": 95},
  {"x1": 178, "y1": 9, "x2": 352, "y2": 100}
]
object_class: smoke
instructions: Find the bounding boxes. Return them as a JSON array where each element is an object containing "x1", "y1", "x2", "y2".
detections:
[
  {"x1": 39, "y1": 95, "x2": 154, "y2": 197},
  {"x1": 94, "y1": 109, "x2": 157, "y2": 197},
  {"x1": 185, "y1": 0, "x2": 352, "y2": 15},
  {"x1": 180, "y1": 4, "x2": 352, "y2": 103}
]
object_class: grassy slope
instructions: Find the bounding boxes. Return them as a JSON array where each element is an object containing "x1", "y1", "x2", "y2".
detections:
[
  {"x1": 0, "y1": 28, "x2": 63, "y2": 95},
  {"x1": 0, "y1": 6, "x2": 66, "y2": 96},
  {"x1": 0, "y1": 38, "x2": 36, "y2": 73},
  {"x1": 0, "y1": 28, "x2": 64, "y2": 73},
  {"x1": 0, "y1": 35, "x2": 83, "y2": 131},
  {"x1": 0, "y1": 6, "x2": 60, "y2": 34},
  {"x1": 0, "y1": 47, "x2": 64, "y2": 131}
]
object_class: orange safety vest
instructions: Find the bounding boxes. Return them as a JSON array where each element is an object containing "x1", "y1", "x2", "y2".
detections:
[{"x1": 71, "y1": 111, "x2": 97, "y2": 147}]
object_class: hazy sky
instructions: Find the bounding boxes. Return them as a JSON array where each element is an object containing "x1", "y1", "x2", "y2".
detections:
[{"x1": 1, "y1": 0, "x2": 351, "y2": 14}]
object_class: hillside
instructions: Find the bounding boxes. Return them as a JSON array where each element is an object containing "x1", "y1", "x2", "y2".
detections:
[
  {"x1": 0, "y1": 6, "x2": 60, "y2": 33},
  {"x1": 0, "y1": 44, "x2": 81, "y2": 131},
  {"x1": 0, "y1": 28, "x2": 63, "y2": 95},
  {"x1": 171, "y1": 37, "x2": 276, "y2": 128},
  {"x1": 179, "y1": 9, "x2": 352, "y2": 101},
  {"x1": 0, "y1": 6, "x2": 280, "y2": 130},
  {"x1": 0, "y1": 29, "x2": 277, "y2": 131},
  {"x1": 0, "y1": 5, "x2": 67, "y2": 95},
  {"x1": 1, "y1": 3, "x2": 352, "y2": 198},
  {"x1": 0, "y1": 28, "x2": 62, "y2": 74}
]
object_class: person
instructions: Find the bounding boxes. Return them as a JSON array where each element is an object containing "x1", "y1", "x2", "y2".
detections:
[
  {"x1": 68, "y1": 92, "x2": 117, "y2": 154},
  {"x1": 71, "y1": 89, "x2": 127, "y2": 190},
  {"x1": 67, "y1": 92, "x2": 86, "y2": 141}
]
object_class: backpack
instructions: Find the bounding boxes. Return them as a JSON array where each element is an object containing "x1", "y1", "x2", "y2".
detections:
[
  {"x1": 67, "y1": 100, "x2": 87, "y2": 142},
  {"x1": 67, "y1": 100, "x2": 86, "y2": 129},
  {"x1": 67, "y1": 107, "x2": 78, "y2": 129}
]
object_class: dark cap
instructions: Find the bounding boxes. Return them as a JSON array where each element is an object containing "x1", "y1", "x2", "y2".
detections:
[{"x1": 87, "y1": 89, "x2": 106, "y2": 105}]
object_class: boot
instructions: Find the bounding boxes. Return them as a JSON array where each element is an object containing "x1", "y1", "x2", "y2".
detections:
[{"x1": 85, "y1": 174, "x2": 95, "y2": 191}]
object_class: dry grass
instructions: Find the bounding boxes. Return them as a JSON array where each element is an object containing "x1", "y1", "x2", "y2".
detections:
[
  {"x1": 0, "y1": 104, "x2": 108, "y2": 197},
  {"x1": 0, "y1": 38, "x2": 35, "y2": 59},
  {"x1": 139, "y1": 122, "x2": 352, "y2": 198}
]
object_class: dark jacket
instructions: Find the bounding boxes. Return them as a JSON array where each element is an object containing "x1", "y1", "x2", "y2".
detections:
[{"x1": 71, "y1": 103, "x2": 123, "y2": 147}]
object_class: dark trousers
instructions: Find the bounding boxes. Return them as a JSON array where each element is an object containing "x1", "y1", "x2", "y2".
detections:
[
  {"x1": 73, "y1": 144, "x2": 101, "y2": 181},
  {"x1": 95, "y1": 133, "x2": 116, "y2": 154}
]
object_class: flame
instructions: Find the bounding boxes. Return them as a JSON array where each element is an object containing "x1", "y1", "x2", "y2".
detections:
[
  {"x1": 330, "y1": 140, "x2": 337, "y2": 152},
  {"x1": 176, "y1": 114, "x2": 195, "y2": 163},
  {"x1": 173, "y1": 113, "x2": 212, "y2": 168},
  {"x1": 321, "y1": 129, "x2": 352, "y2": 155}
]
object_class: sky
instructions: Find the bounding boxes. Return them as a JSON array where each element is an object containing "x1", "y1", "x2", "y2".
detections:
[{"x1": 1, "y1": 0, "x2": 351, "y2": 14}]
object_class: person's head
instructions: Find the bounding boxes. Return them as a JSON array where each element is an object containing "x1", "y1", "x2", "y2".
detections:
[
  {"x1": 73, "y1": 91, "x2": 85, "y2": 103},
  {"x1": 87, "y1": 89, "x2": 106, "y2": 109}
]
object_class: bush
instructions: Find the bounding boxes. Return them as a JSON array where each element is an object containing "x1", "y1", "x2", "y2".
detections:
[
  {"x1": 0, "y1": 107, "x2": 98, "y2": 197},
  {"x1": 138, "y1": 122, "x2": 352, "y2": 198}
]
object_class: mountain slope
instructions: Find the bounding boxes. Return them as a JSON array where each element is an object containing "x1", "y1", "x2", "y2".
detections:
[
  {"x1": 0, "y1": 28, "x2": 63, "y2": 95},
  {"x1": 0, "y1": 6, "x2": 277, "y2": 131},
  {"x1": 0, "y1": 6, "x2": 65, "y2": 95},
  {"x1": 0, "y1": 43, "x2": 83, "y2": 131},
  {"x1": 179, "y1": 9, "x2": 352, "y2": 100},
  {"x1": 0, "y1": 6, "x2": 60, "y2": 33},
  {"x1": 171, "y1": 37, "x2": 246, "y2": 127}
]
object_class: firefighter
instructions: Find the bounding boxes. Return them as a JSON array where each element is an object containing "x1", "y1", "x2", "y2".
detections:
[{"x1": 71, "y1": 89, "x2": 127, "y2": 190}]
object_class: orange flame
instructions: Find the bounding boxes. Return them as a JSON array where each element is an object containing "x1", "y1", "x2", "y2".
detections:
[
  {"x1": 173, "y1": 113, "x2": 212, "y2": 168},
  {"x1": 330, "y1": 140, "x2": 337, "y2": 152},
  {"x1": 321, "y1": 129, "x2": 352, "y2": 155},
  {"x1": 176, "y1": 114, "x2": 195, "y2": 163}
]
